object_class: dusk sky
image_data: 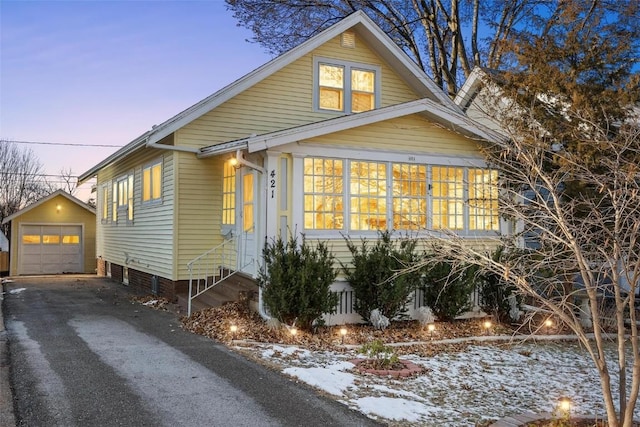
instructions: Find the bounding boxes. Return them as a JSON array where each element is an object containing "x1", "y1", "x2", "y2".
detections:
[{"x1": 1, "y1": 0, "x2": 272, "y2": 200}]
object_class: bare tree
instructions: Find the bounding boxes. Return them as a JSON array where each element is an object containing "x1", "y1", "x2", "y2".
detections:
[
  {"x1": 0, "y1": 140, "x2": 51, "y2": 236},
  {"x1": 225, "y1": 0, "x2": 547, "y2": 96},
  {"x1": 418, "y1": 2, "x2": 640, "y2": 424},
  {"x1": 45, "y1": 167, "x2": 78, "y2": 196}
]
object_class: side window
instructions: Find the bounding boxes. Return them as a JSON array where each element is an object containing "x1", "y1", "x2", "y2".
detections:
[
  {"x1": 222, "y1": 159, "x2": 236, "y2": 227},
  {"x1": 113, "y1": 173, "x2": 134, "y2": 223},
  {"x1": 142, "y1": 159, "x2": 162, "y2": 203},
  {"x1": 101, "y1": 184, "x2": 109, "y2": 222}
]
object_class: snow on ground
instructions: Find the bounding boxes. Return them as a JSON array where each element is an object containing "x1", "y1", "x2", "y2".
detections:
[
  {"x1": 8, "y1": 288, "x2": 26, "y2": 294},
  {"x1": 240, "y1": 340, "x2": 639, "y2": 426}
]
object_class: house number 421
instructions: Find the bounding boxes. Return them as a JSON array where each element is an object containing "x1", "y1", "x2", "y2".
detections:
[{"x1": 270, "y1": 170, "x2": 276, "y2": 198}]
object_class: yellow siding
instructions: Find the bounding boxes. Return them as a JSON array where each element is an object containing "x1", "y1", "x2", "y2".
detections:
[
  {"x1": 306, "y1": 236, "x2": 501, "y2": 280},
  {"x1": 178, "y1": 33, "x2": 420, "y2": 149},
  {"x1": 174, "y1": 153, "x2": 226, "y2": 279},
  {"x1": 8, "y1": 195, "x2": 96, "y2": 275},
  {"x1": 96, "y1": 147, "x2": 175, "y2": 279},
  {"x1": 304, "y1": 114, "x2": 481, "y2": 155}
]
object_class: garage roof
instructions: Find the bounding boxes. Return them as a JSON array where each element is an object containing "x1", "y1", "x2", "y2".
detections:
[{"x1": 1, "y1": 190, "x2": 96, "y2": 225}]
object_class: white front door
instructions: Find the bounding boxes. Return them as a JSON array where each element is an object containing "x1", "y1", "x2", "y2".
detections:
[{"x1": 238, "y1": 170, "x2": 256, "y2": 275}]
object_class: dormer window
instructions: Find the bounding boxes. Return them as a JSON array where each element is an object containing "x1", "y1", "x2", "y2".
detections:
[{"x1": 314, "y1": 57, "x2": 380, "y2": 114}]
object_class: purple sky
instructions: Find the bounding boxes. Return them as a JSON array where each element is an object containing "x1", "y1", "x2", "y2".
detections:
[{"x1": 1, "y1": 0, "x2": 271, "y2": 200}]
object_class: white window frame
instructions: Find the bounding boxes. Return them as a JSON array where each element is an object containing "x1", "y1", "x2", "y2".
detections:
[
  {"x1": 113, "y1": 173, "x2": 134, "y2": 224},
  {"x1": 300, "y1": 155, "x2": 499, "y2": 237},
  {"x1": 142, "y1": 158, "x2": 163, "y2": 205},
  {"x1": 101, "y1": 184, "x2": 109, "y2": 223},
  {"x1": 221, "y1": 159, "x2": 236, "y2": 236},
  {"x1": 313, "y1": 56, "x2": 381, "y2": 114}
]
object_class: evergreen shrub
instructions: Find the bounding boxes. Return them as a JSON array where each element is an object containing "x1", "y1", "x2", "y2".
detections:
[
  {"x1": 342, "y1": 231, "x2": 422, "y2": 323},
  {"x1": 258, "y1": 235, "x2": 338, "y2": 330},
  {"x1": 421, "y1": 256, "x2": 476, "y2": 321}
]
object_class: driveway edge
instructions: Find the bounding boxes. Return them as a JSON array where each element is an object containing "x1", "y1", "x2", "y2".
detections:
[{"x1": 0, "y1": 279, "x2": 16, "y2": 427}]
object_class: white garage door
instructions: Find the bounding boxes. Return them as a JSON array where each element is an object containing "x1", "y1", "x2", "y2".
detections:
[{"x1": 19, "y1": 225, "x2": 83, "y2": 275}]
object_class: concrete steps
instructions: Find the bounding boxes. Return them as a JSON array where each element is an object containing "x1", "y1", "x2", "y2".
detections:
[{"x1": 177, "y1": 272, "x2": 258, "y2": 315}]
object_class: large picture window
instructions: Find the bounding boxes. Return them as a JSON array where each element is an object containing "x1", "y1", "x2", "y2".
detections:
[
  {"x1": 302, "y1": 157, "x2": 498, "y2": 234},
  {"x1": 142, "y1": 160, "x2": 162, "y2": 203},
  {"x1": 315, "y1": 58, "x2": 379, "y2": 114}
]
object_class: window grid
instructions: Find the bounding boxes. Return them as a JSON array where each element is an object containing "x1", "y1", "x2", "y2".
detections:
[
  {"x1": 315, "y1": 58, "x2": 378, "y2": 114},
  {"x1": 432, "y1": 166, "x2": 465, "y2": 230},
  {"x1": 303, "y1": 158, "x2": 344, "y2": 230},
  {"x1": 392, "y1": 164, "x2": 427, "y2": 230},
  {"x1": 350, "y1": 161, "x2": 387, "y2": 230},
  {"x1": 222, "y1": 160, "x2": 236, "y2": 226},
  {"x1": 302, "y1": 158, "x2": 498, "y2": 234},
  {"x1": 469, "y1": 169, "x2": 500, "y2": 231},
  {"x1": 113, "y1": 174, "x2": 133, "y2": 223}
]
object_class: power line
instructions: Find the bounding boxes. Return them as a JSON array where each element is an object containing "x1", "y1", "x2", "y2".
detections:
[{"x1": 1, "y1": 139, "x2": 123, "y2": 148}]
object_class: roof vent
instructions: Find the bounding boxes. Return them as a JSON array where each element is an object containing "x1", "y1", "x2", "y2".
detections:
[{"x1": 341, "y1": 31, "x2": 355, "y2": 48}]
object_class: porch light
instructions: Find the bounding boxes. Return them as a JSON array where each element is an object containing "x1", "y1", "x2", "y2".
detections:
[
  {"x1": 229, "y1": 157, "x2": 238, "y2": 167},
  {"x1": 339, "y1": 327, "x2": 347, "y2": 344},
  {"x1": 56, "y1": 204, "x2": 62, "y2": 212}
]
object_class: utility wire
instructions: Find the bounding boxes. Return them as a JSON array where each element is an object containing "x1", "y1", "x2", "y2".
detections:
[{"x1": 1, "y1": 139, "x2": 123, "y2": 148}]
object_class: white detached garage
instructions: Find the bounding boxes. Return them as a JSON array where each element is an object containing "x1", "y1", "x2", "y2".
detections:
[{"x1": 2, "y1": 190, "x2": 96, "y2": 276}]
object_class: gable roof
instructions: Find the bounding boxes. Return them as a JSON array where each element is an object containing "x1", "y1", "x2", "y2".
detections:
[
  {"x1": 79, "y1": 11, "x2": 459, "y2": 182},
  {"x1": 1, "y1": 190, "x2": 96, "y2": 225},
  {"x1": 199, "y1": 98, "x2": 502, "y2": 157}
]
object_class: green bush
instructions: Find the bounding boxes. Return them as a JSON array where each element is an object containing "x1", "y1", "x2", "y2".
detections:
[
  {"x1": 358, "y1": 339, "x2": 399, "y2": 369},
  {"x1": 341, "y1": 231, "x2": 422, "y2": 323},
  {"x1": 258, "y1": 234, "x2": 338, "y2": 330},
  {"x1": 478, "y1": 247, "x2": 522, "y2": 323},
  {"x1": 421, "y1": 257, "x2": 476, "y2": 321}
]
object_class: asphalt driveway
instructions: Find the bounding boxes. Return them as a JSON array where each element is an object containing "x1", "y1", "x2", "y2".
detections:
[{"x1": 2, "y1": 276, "x2": 380, "y2": 427}]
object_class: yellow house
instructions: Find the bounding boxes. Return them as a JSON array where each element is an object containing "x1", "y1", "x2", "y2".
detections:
[
  {"x1": 78, "y1": 11, "x2": 503, "y2": 321},
  {"x1": 2, "y1": 190, "x2": 96, "y2": 276}
]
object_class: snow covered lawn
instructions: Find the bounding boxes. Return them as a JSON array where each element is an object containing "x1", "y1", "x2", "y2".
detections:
[{"x1": 238, "y1": 340, "x2": 638, "y2": 426}]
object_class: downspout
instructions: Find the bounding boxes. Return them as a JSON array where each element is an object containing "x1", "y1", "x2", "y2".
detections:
[{"x1": 234, "y1": 149, "x2": 270, "y2": 320}]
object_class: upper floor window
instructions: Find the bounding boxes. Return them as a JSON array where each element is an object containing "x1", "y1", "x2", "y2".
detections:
[
  {"x1": 142, "y1": 159, "x2": 162, "y2": 203},
  {"x1": 315, "y1": 57, "x2": 379, "y2": 114},
  {"x1": 113, "y1": 173, "x2": 133, "y2": 223}
]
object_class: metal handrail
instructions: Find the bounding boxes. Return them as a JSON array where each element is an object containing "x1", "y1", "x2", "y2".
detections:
[{"x1": 186, "y1": 229, "x2": 255, "y2": 316}]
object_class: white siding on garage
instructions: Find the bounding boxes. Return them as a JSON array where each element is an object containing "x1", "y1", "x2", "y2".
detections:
[{"x1": 19, "y1": 224, "x2": 83, "y2": 274}]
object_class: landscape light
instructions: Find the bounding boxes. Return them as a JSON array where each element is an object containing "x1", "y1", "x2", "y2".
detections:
[
  {"x1": 483, "y1": 320, "x2": 492, "y2": 330},
  {"x1": 557, "y1": 396, "x2": 572, "y2": 417},
  {"x1": 545, "y1": 318, "x2": 553, "y2": 328},
  {"x1": 290, "y1": 327, "x2": 298, "y2": 337},
  {"x1": 230, "y1": 324, "x2": 238, "y2": 340},
  {"x1": 427, "y1": 323, "x2": 436, "y2": 338},
  {"x1": 340, "y1": 327, "x2": 347, "y2": 344}
]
